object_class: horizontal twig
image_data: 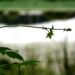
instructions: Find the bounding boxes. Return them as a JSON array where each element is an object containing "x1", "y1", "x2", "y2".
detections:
[{"x1": 0, "y1": 25, "x2": 72, "y2": 31}]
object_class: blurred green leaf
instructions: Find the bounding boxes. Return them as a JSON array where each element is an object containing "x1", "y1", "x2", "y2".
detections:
[
  {"x1": 5, "y1": 50, "x2": 24, "y2": 61},
  {"x1": 0, "y1": 47, "x2": 11, "y2": 54},
  {"x1": 22, "y1": 59, "x2": 40, "y2": 65},
  {"x1": 46, "y1": 29, "x2": 54, "y2": 39}
]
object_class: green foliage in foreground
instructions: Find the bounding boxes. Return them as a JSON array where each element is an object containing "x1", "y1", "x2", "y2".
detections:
[
  {"x1": 0, "y1": 47, "x2": 40, "y2": 75},
  {"x1": 0, "y1": 47, "x2": 24, "y2": 61},
  {"x1": 0, "y1": 41, "x2": 75, "y2": 75}
]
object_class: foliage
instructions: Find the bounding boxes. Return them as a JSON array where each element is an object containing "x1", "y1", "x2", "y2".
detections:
[
  {"x1": 0, "y1": 59, "x2": 11, "y2": 70},
  {"x1": 5, "y1": 50, "x2": 24, "y2": 61},
  {"x1": 0, "y1": 47, "x2": 24, "y2": 61},
  {"x1": 46, "y1": 26, "x2": 54, "y2": 39},
  {"x1": 6, "y1": 11, "x2": 19, "y2": 25},
  {"x1": 45, "y1": 25, "x2": 71, "y2": 39},
  {"x1": 0, "y1": 46, "x2": 40, "y2": 75},
  {"x1": 0, "y1": 47, "x2": 11, "y2": 54},
  {"x1": 0, "y1": 0, "x2": 74, "y2": 1},
  {"x1": 22, "y1": 59, "x2": 39, "y2": 65},
  {"x1": 46, "y1": 0, "x2": 73, "y2": 1},
  {"x1": 1, "y1": 41, "x2": 75, "y2": 75}
]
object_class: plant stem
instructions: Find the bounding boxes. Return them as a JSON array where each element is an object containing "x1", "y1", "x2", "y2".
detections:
[
  {"x1": 0, "y1": 25, "x2": 71, "y2": 31},
  {"x1": 18, "y1": 64, "x2": 20, "y2": 75}
]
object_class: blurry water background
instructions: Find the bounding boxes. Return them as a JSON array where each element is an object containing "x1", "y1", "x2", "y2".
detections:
[{"x1": 0, "y1": 11, "x2": 75, "y2": 75}]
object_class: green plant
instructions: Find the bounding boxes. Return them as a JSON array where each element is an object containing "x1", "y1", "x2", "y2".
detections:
[
  {"x1": 0, "y1": 47, "x2": 23, "y2": 75},
  {"x1": 0, "y1": 47, "x2": 24, "y2": 61},
  {"x1": 0, "y1": 47, "x2": 40, "y2": 75},
  {"x1": 0, "y1": 58, "x2": 11, "y2": 75}
]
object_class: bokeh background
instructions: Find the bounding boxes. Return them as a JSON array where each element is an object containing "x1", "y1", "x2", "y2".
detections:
[{"x1": 0, "y1": 0, "x2": 75, "y2": 75}]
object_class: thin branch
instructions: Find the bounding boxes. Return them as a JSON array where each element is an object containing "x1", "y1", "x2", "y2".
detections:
[{"x1": 0, "y1": 25, "x2": 72, "y2": 31}]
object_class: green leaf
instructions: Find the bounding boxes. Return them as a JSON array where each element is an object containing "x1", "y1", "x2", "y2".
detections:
[
  {"x1": 22, "y1": 59, "x2": 40, "y2": 65},
  {"x1": 46, "y1": 30, "x2": 54, "y2": 39},
  {"x1": 5, "y1": 50, "x2": 24, "y2": 61},
  {"x1": 0, "y1": 47, "x2": 11, "y2": 54}
]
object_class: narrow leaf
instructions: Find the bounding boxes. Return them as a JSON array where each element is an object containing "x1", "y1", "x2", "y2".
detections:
[{"x1": 22, "y1": 60, "x2": 40, "y2": 65}]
